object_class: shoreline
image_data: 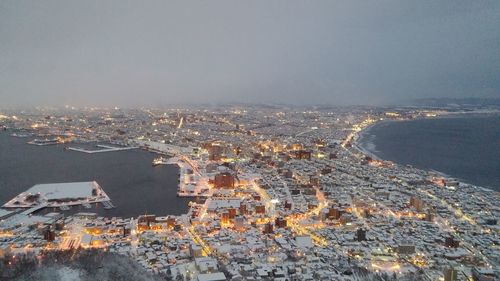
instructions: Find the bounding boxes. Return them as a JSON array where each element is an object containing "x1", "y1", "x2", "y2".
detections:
[
  {"x1": 352, "y1": 121, "x2": 384, "y2": 161},
  {"x1": 352, "y1": 112, "x2": 500, "y2": 193}
]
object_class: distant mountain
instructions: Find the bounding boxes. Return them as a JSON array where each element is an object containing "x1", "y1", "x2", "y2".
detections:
[{"x1": 406, "y1": 97, "x2": 500, "y2": 107}]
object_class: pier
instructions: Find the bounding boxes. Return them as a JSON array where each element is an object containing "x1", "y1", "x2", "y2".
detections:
[
  {"x1": 20, "y1": 203, "x2": 48, "y2": 215},
  {"x1": 3, "y1": 182, "x2": 112, "y2": 215},
  {"x1": 67, "y1": 145, "x2": 138, "y2": 154}
]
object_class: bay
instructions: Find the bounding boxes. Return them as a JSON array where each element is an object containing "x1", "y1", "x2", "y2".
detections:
[
  {"x1": 0, "y1": 132, "x2": 190, "y2": 218},
  {"x1": 358, "y1": 114, "x2": 500, "y2": 191}
]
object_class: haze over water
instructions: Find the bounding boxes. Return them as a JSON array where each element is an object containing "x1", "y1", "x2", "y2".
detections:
[
  {"x1": 0, "y1": 132, "x2": 189, "y2": 218},
  {"x1": 358, "y1": 114, "x2": 500, "y2": 191}
]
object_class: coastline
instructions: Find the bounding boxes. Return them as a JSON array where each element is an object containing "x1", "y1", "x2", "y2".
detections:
[
  {"x1": 353, "y1": 112, "x2": 500, "y2": 193},
  {"x1": 352, "y1": 120, "x2": 385, "y2": 161}
]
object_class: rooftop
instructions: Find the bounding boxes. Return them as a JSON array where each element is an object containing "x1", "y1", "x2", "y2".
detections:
[
  {"x1": 26, "y1": 181, "x2": 99, "y2": 200},
  {"x1": 197, "y1": 272, "x2": 226, "y2": 281}
]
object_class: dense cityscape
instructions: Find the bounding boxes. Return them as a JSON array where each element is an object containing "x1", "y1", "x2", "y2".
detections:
[
  {"x1": 2, "y1": 0, "x2": 499, "y2": 280},
  {"x1": 0, "y1": 105, "x2": 498, "y2": 281}
]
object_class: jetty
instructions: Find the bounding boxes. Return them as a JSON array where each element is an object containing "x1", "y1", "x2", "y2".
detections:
[{"x1": 67, "y1": 144, "x2": 138, "y2": 154}]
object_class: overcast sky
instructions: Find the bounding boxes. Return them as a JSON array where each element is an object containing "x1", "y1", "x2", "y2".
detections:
[{"x1": 1, "y1": 1, "x2": 499, "y2": 107}]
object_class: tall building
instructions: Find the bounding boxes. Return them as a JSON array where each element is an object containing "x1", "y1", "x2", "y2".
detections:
[
  {"x1": 310, "y1": 176, "x2": 320, "y2": 187},
  {"x1": 206, "y1": 143, "x2": 224, "y2": 161},
  {"x1": 443, "y1": 267, "x2": 458, "y2": 281},
  {"x1": 445, "y1": 236, "x2": 460, "y2": 248},
  {"x1": 214, "y1": 172, "x2": 235, "y2": 189},
  {"x1": 234, "y1": 216, "x2": 246, "y2": 231},
  {"x1": 263, "y1": 222, "x2": 274, "y2": 234},
  {"x1": 221, "y1": 212, "x2": 230, "y2": 225},
  {"x1": 275, "y1": 217, "x2": 287, "y2": 228},
  {"x1": 239, "y1": 202, "x2": 248, "y2": 215},
  {"x1": 255, "y1": 204, "x2": 266, "y2": 214},
  {"x1": 328, "y1": 207, "x2": 343, "y2": 220},
  {"x1": 356, "y1": 228, "x2": 367, "y2": 242},
  {"x1": 138, "y1": 214, "x2": 156, "y2": 227},
  {"x1": 410, "y1": 196, "x2": 425, "y2": 211},
  {"x1": 397, "y1": 242, "x2": 416, "y2": 255},
  {"x1": 227, "y1": 208, "x2": 236, "y2": 219},
  {"x1": 166, "y1": 217, "x2": 176, "y2": 229},
  {"x1": 291, "y1": 150, "x2": 312, "y2": 160},
  {"x1": 190, "y1": 244, "x2": 203, "y2": 258},
  {"x1": 43, "y1": 227, "x2": 55, "y2": 242}
]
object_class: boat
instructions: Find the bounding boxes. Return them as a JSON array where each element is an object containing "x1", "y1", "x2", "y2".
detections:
[
  {"x1": 27, "y1": 138, "x2": 60, "y2": 146},
  {"x1": 11, "y1": 132, "x2": 31, "y2": 137},
  {"x1": 152, "y1": 157, "x2": 169, "y2": 166}
]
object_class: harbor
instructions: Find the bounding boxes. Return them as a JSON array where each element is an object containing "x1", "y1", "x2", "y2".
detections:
[{"x1": 0, "y1": 132, "x2": 190, "y2": 218}]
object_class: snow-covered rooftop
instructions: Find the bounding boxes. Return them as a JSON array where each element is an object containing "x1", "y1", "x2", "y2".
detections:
[
  {"x1": 197, "y1": 272, "x2": 226, "y2": 281},
  {"x1": 26, "y1": 181, "x2": 99, "y2": 200}
]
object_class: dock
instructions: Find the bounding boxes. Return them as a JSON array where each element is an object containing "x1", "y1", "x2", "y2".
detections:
[
  {"x1": 67, "y1": 145, "x2": 138, "y2": 154},
  {"x1": 3, "y1": 181, "x2": 112, "y2": 214}
]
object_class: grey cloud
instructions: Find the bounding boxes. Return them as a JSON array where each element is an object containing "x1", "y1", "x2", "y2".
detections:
[{"x1": 1, "y1": 0, "x2": 499, "y2": 107}]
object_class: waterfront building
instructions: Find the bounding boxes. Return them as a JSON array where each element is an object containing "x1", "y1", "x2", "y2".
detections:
[{"x1": 214, "y1": 172, "x2": 235, "y2": 189}]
